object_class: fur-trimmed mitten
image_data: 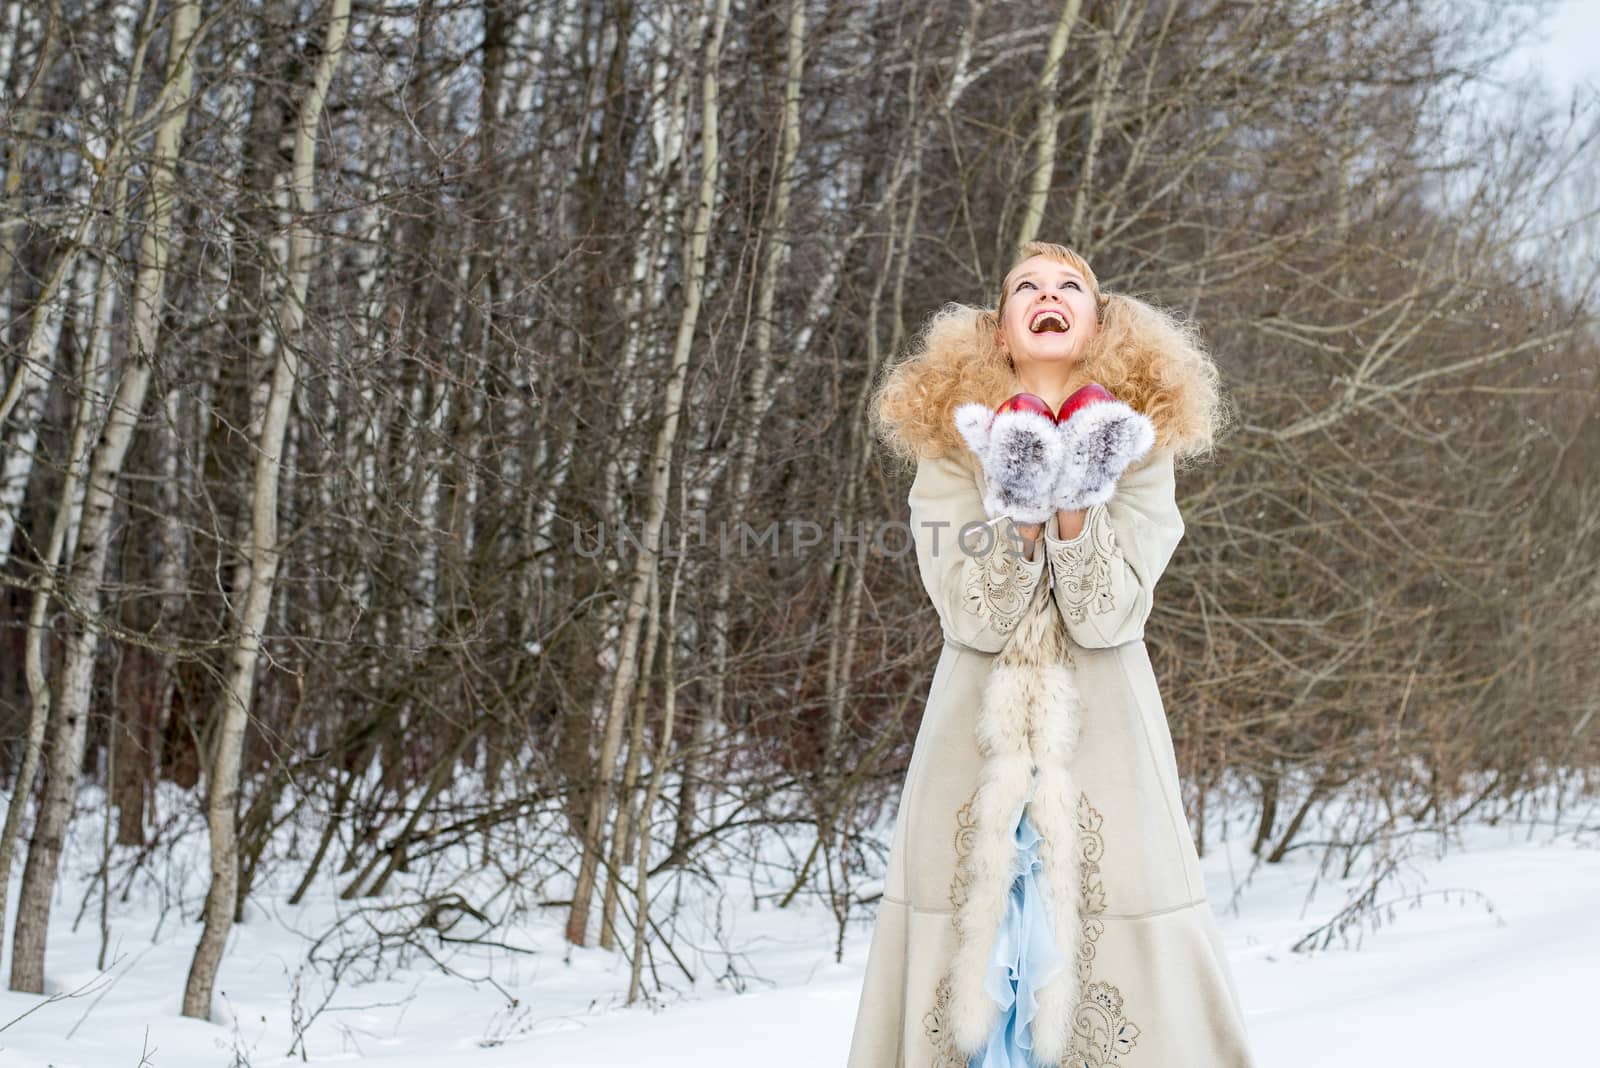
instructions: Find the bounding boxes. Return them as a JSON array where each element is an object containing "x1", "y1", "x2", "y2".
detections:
[
  {"x1": 954, "y1": 397, "x2": 1066, "y2": 524},
  {"x1": 1053, "y1": 385, "x2": 1156, "y2": 511}
]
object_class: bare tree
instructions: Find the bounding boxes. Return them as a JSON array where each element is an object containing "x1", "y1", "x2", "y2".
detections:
[
  {"x1": 181, "y1": 0, "x2": 350, "y2": 1019},
  {"x1": 567, "y1": 0, "x2": 733, "y2": 948},
  {"x1": 8, "y1": 0, "x2": 203, "y2": 994}
]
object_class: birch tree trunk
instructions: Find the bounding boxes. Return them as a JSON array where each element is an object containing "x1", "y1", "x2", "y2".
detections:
[
  {"x1": 0, "y1": 293, "x2": 64, "y2": 564},
  {"x1": 598, "y1": 35, "x2": 689, "y2": 521},
  {"x1": 628, "y1": 487, "x2": 687, "y2": 1004},
  {"x1": 675, "y1": 0, "x2": 806, "y2": 867},
  {"x1": 599, "y1": 560, "x2": 659, "y2": 950},
  {"x1": 0, "y1": 13, "x2": 152, "y2": 562},
  {"x1": 181, "y1": 0, "x2": 350, "y2": 1020},
  {"x1": 0, "y1": 254, "x2": 107, "y2": 961},
  {"x1": 1014, "y1": 0, "x2": 1081, "y2": 249},
  {"x1": 8, "y1": 0, "x2": 202, "y2": 995},
  {"x1": 565, "y1": 0, "x2": 729, "y2": 948},
  {"x1": 782, "y1": 7, "x2": 984, "y2": 902},
  {"x1": 1069, "y1": 0, "x2": 1145, "y2": 250},
  {"x1": 578, "y1": 27, "x2": 686, "y2": 860},
  {"x1": 0, "y1": 0, "x2": 175, "y2": 910},
  {"x1": 819, "y1": 0, "x2": 986, "y2": 781}
]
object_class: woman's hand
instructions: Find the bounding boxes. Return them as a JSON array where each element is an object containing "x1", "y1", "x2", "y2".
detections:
[
  {"x1": 1051, "y1": 392, "x2": 1156, "y2": 512},
  {"x1": 953, "y1": 400, "x2": 1065, "y2": 525},
  {"x1": 1015, "y1": 520, "x2": 1043, "y2": 559},
  {"x1": 1053, "y1": 509, "x2": 1086, "y2": 541}
]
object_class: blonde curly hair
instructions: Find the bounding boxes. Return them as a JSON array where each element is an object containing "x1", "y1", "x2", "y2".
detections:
[{"x1": 871, "y1": 241, "x2": 1229, "y2": 473}]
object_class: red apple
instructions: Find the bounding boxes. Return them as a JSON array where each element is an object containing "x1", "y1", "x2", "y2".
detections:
[
  {"x1": 993, "y1": 392, "x2": 1057, "y2": 427},
  {"x1": 1055, "y1": 382, "x2": 1116, "y2": 423}
]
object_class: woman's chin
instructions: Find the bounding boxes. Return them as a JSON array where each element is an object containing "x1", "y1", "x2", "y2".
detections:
[{"x1": 1014, "y1": 345, "x2": 1084, "y2": 367}]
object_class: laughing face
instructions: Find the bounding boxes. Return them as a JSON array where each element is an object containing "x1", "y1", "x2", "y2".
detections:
[{"x1": 996, "y1": 253, "x2": 1100, "y2": 369}]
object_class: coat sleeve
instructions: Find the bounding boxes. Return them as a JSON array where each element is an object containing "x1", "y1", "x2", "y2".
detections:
[
  {"x1": 907, "y1": 452, "x2": 1049, "y2": 653},
  {"x1": 1042, "y1": 447, "x2": 1185, "y2": 648}
]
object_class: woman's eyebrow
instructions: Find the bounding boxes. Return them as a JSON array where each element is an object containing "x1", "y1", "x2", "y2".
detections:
[{"x1": 1010, "y1": 269, "x2": 1084, "y2": 284}]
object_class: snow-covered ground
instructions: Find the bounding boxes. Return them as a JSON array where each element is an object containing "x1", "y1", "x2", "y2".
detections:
[{"x1": 1, "y1": 785, "x2": 1597, "y2": 1067}]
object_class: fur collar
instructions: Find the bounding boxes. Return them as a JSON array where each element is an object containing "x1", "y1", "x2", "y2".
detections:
[{"x1": 943, "y1": 572, "x2": 1086, "y2": 1062}]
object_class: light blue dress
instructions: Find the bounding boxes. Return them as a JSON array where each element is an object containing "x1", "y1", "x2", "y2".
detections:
[{"x1": 969, "y1": 797, "x2": 1065, "y2": 1068}]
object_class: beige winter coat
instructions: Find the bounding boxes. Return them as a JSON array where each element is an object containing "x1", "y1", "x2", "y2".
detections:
[{"x1": 846, "y1": 445, "x2": 1255, "y2": 1068}]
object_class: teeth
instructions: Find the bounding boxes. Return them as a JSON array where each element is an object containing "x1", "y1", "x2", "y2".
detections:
[{"x1": 1031, "y1": 311, "x2": 1068, "y2": 333}]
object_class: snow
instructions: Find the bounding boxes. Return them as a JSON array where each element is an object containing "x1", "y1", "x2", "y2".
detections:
[{"x1": 1, "y1": 788, "x2": 1597, "y2": 1066}]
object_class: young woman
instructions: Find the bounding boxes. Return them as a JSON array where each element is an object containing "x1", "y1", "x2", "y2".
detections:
[{"x1": 848, "y1": 242, "x2": 1253, "y2": 1068}]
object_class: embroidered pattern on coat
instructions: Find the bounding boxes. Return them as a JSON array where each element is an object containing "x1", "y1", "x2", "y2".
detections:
[
  {"x1": 948, "y1": 791, "x2": 978, "y2": 911},
  {"x1": 923, "y1": 975, "x2": 964, "y2": 1068},
  {"x1": 1065, "y1": 793, "x2": 1141, "y2": 1067},
  {"x1": 924, "y1": 792, "x2": 981, "y2": 1066},
  {"x1": 1048, "y1": 505, "x2": 1116, "y2": 624},
  {"x1": 961, "y1": 523, "x2": 1039, "y2": 635}
]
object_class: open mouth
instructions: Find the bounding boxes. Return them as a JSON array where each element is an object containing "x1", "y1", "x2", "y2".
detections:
[{"x1": 1029, "y1": 308, "x2": 1069, "y2": 333}]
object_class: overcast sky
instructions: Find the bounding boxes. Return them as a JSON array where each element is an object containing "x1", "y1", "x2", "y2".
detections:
[{"x1": 1510, "y1": 0, "x2": 1600, "y2": 99}]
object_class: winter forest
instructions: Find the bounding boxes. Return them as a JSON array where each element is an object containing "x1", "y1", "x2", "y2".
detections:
[{"x1": 0, "y1": 0, "x2": 1597, "y2": 1063}]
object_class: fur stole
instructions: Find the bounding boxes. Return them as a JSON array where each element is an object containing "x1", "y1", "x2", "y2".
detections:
[{"x1": 944, "y1": 576, "x2": 1084, "y2": 1065}]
